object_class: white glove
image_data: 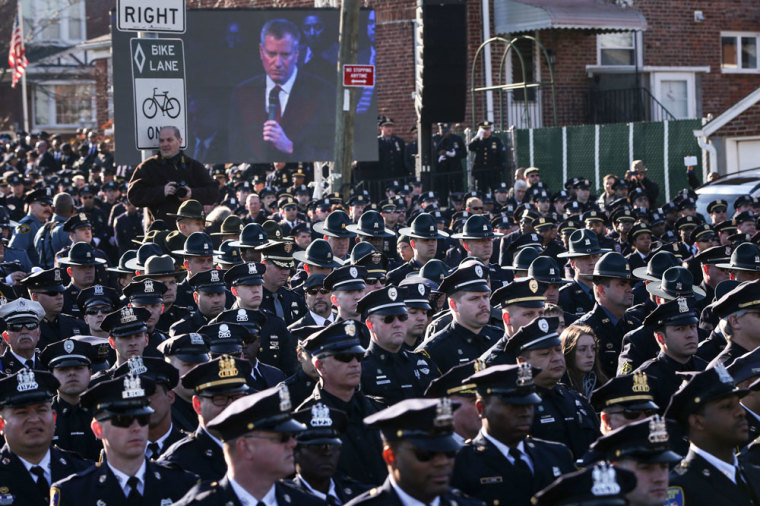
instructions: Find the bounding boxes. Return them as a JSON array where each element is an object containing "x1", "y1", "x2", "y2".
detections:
[
  {"x1": 476, "y1": 128, "x2": 485, "y2": 139},
  {"x1": 446, "y1": 149, "x2": 456, "y2": 158},
  {"x1": 438, "y1": 155, "x2": 447, "y2": 163},
  {"x1": 93, "y1": 237, "x2": 100, "y2": 247}
]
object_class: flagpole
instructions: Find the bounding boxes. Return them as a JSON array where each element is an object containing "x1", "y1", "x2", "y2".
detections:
[{"x1": 17, "y1": 0, "x2": 29, "y2": 133}]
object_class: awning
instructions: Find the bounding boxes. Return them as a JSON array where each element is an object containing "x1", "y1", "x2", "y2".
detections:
[{"x1": 494, "y1": 0, "x2": 648, "y2": 35}]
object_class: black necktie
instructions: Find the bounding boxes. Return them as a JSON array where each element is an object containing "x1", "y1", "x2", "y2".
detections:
[
  {"x1": 25, "y1": 359, "x2": 34, "y2": 369},
  {"x1": 30, "y1": 466, "x2": 48, "y2": 500},
  {"x1": 509, "y1": 447, "x2": 533, "y2": 483},
  {"x1": 147, "y1": 441, "x2": 160, "y2": 460},
  {"x1": 126, "y1": 476, "x2": 141, "y2": 505},
  {"x1": 273, "y1": 293, "x2": 285, "y2": 319}
]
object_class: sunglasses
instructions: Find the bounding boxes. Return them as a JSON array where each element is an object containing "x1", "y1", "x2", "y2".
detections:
[
  {"x1": 610, "y1": 409, "x2": 657, "y2": 420},
  {"x1": 37, "y1": 290, "x2": 62, "y2": 297},
  {"x1": 332, "y1": 353, "x2": 364, "y2": 363},
  {"x1": 244, "y1": 433, "x2": 295, "y2": 444},
  {"x1": 7, "y1": 322, "x2": 39, "y2": 331},
  {"x1": 109, "y1": 414, "x2": 151, "y2": 428},
  {"x1": 470, "y1": 206, "x2": 484, "y2": 211},
  {"x1": 412, "y1": 447, "x2": 457, "y2": 462},
  {"x1": 85, "y1": 307, "x2": 112, "y2": 315},
  {"x1": 366, "y1": 277, "x2": 387, "y2": 285},
  {"x1": 381, "y1": 313, "x2": 409, "y2": 324},
  {"x1": 306, "y1": 288, "x2": 330, "y2": 295}
]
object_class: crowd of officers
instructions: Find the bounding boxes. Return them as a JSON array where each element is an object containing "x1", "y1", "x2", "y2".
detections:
[{"x1": 0, "y1": 126, "x2": 759, "y2": 505}]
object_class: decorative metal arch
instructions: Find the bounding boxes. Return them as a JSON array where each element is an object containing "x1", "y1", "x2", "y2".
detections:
[{"x1": 470, "y1": 35, "x2": 558, "y2": 130}]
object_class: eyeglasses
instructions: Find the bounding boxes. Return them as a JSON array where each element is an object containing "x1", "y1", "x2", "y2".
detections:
[
  {"x1": 306, "y1": 288, "x2": 330, "y2": 295},
  {"x1": 366, "y1": 277, "x2": 387, "y2": 285},
  {"x1": 300, "y1": 442, "x2": 341, "y2": 452},
  {"x1": 7, "y1": 322, "x2": 39, "y2": 332},
  {"x1": 244, "y1": 433, "x2": 295, "y2": 444},
  {"x1": 109, "y1": 414, "x2": 151, "y2": 428},
  {"x1": 332, "y1": 353, "x2": 364, "y2": 363},
  {"x1": 470, "y1": 206, "x2": 483, "y2": 211},
  {"x1": 203, "y1": 393, "x2": 246, "y2": 407},
  {"x1": 381, "y1": 313, "x2": 409, "y2": 324},
  {"x1": 411, "y1": 447, "x2": 457, "y2": 462},
  {"x1": 85, "y1": 307, "x2": 112, "y2": 315},
  {"x1": 36, "y1": 290, "x2": 62, "y2": 297}
]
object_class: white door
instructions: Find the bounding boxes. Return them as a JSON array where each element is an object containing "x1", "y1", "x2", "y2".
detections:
[
  {"x1": 651, "y1": 72, "x2": 696, "y2": 120},
  {"x1": 737, "y1": 139, "x2": 760, "y2": 171}
]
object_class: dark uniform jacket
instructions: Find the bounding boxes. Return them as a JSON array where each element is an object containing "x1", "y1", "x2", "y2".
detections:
[
  {"x1": 360, "y1": 341, "x2": 440, "y2": 405},
  {"x1": 386, "y1": 259, "x2": 423, "y2": 287},
  {"x1": 635, "y1": 352, "x2": 708, "y2": 411},
  {"x1": 418, "y1": 321, "x2": 502, "y2": 374},
  {"x1": 531, "y1": 384, "x2": 600, "y2": 460},
  {"x1": 289, "y1": 474, "x2": 371, "y2": 504},
  {"x1": 282, "y1": 368, "x2": 318, "y2": 408},
  {"x1": 249, "y1": 360, "x2": 287, "y2": 392},
  {"x1": 298, "y1": 387, "x2": 387, "y2": 486},
  {"x1": 61, "y1": 283, "x2": 83, "y2": 319},
  {"x1": 451, "y1": 433, "x2": 574, "y2": 506},
  {"x1": 0, "y1": 444, "x2": 92, "y2": 506},
  {"x1": 52, "y1": 396, "x2": 102, "y2": 462},
  {"x1": 114, "y1": 211, "x2": 143, "y2": 256},
  {"x1": 345, "y1": 476, "x2": 484, "y2": 506},
  {"x1": 0, "y1": 350, "x2": 41, "y2": 374},
  {"x1": 261, "y1": 286, "x2": 306, "y2": 327},
  {"x1": 156, "y1": 304, "x2": 192, "y2": 334},
  {"x1": 468, "y1": 135, "x2": 507, "y2": 170},
  {"x1": 149, "y1": 424, "x2": 186, "y2": 460},
  {"x1": 709, "y1": 340, "x2": 750, "y2": 368},
  {"x1": 378, "y1": 135, "x2": 406, "y2": 178},
  {"x1": 171, "y1": 395, "x2": 199, "y2": 434},
  {"x1": 575, "y1": 304, "x2": 640, "y2": 379},
  {"x1": 159, "y1": 426, "x2": 226, "y2": 482},
  {"x1": 670, "y1": 449, "x2": 760, "y2": 506},
  {"x1": 557, "y1": 280, "x2": 595, "y2": 316},
  {"x1": 174, "y1": 475, "x2": 325, "y2": 506},
  {"x1": 39, "y1": 314, "x2": 88, "y2": 351},
  {"x1": 51, "y1": 457, "x2": 199, "y2": 506}
]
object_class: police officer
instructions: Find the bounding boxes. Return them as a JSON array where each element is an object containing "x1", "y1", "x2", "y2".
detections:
[
  {"x1": 0, "y1": 369, "x2": 92, "y2": 505},
  {"x1": 9, "y1": 187, "x2": 53, "y2": 265},
  {"x1": 377, "y1": 118, "x2": 406, "y2": 178},
  {"x1": 133, "y1": 254, "x2": 192, "y2": 334},
  {"x1": 40, "y1": 337, "x2": 103, "y2": 461},
  {"x1": 169, "y1": 268, "x2": 228, "y2": 336},
  {"x1": 666, "y1": 364, "x2": 760, "y2": 506},
  {"x1": 228, "y1": 222, "x2": 269, "y2": 263},
  {"x1": 257, "y1": 240, "x2": 306, "y2": 325},
  {"x1": 313, "y1": 210, "x2": 356, "y2": 262},
  {"x1": 0, "y1": 298, "x2": 46, "y2": 372},
  {"x1": 590, "y1": 373, "x2": 660, "y2": 436},
  {"x1": 59, "y1": 241, "x2": 107, "y2": 319},
  {"x1": 158, "y1": 354, "x2": 253, "y2": 481},
  {"x1": 417, "y1": 262, "x2": 502, "y2": 373},
  {"x1": 96, "y1": 306, "x2": 153, "y2": 374},
  {"x1": 77, "y1": 283, "x2": 119, "y2": 339},
  {"x1": 710, "y1": 280, "x2": 760, "y2": 366},
  {"x1": 450, "y1": 214, "x2": 510, "y2": 287},
  {"x1": 173, "y1": 384, "x2": 323, "y2": 505},
  {"x1": 468, "y1": 121, "x2": 507, "y2": 192},
  {"x1": 358, "y1": 286, "x2": 440, "y2": 404},
  {"x1": 387, "y1": 213, "x2": 450, "y2": 285},
  {"x1": 50, "y1": 373, "x2": 199, "y2": 505},
  {"x1": 451, "y1": 363, "x2": 575, "y2": 506},
  {"x1": 171, "y1": 232, "x2": 223, "y2": 312},
  {"x1": 122, "y1": 278, "x2": 169, "y2": 358},
  {"x1": 557, "y1": 229, "x2": 607, "y2": 316}
]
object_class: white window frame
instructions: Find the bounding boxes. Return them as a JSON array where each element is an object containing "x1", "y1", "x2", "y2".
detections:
[
  {"x1": 595, "y1": 31, "x2": 644, "y2": 69},
  {"x1": 21, "y1": 0, "x2": 87, "y2": 46},
  {"x1": 720, "y1": 31, "x2": 760, "y2": 73},
  {"x1": 32, "y1": 80, "x2": 97, "y2": 129}
]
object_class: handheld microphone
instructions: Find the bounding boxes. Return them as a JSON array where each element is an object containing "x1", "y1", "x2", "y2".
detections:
[{"x1": 268, "y1": 102, "x2": 278, "y2": 122}]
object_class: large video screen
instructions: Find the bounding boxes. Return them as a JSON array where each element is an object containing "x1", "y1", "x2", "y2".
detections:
[{"x1": 113, "y1": 8, "x2": 378, "y2": 165}]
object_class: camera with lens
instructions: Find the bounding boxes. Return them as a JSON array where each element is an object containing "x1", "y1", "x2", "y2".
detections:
[{"x1": 174, "y1": 181, "x2": 189, "y2": 199}]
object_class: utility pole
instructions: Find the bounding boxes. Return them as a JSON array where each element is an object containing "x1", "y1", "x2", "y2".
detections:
[{"x1": 332, "y1": 0, "x2": 360, "y2": 201}]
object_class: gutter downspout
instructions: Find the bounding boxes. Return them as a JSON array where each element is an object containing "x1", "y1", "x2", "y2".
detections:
[{"x1": 482, "y1": 0, "x2": 494, "y2": 122}]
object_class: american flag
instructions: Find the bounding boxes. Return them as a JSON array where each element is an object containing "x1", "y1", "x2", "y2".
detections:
[{"x1": 8, "y1": 10, "x2": 27, "y2": 88}]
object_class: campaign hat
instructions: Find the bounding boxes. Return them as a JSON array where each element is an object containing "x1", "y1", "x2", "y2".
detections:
[
  {"x1": 313, "y1": 210, "x2": 356, "y2": 239},
  {"x1": 132, "y1": 254, "x2": 185, "y2": 280},
  {"x1": 171, "y1": 232, "x2": 223, "y2": 257},
  {"x1": 293, "y1": 239, "x2": 342, "y2": 268},
  {"x1": 516, "y1": 256, "x2": 572, "y2": 285},
  {"x1": 124, "y1": 243, "x2": 164, "y2": 271},
  {"x1": 229, "y1": 223, "x2": 269, "y2": 249},
  {"x1": 398, "y1": 213, "x2": 449, "y2": 239},
  {"x1": 450, "y1": 214, "x2": 502, "y2": 240},
  {"x1": 645, "y1": 266, "x2": 706, "y2": 300},
  {"x1": 346, "y1": 210, "x2": 394, "y2": 238},
  {"x1": 58, "y1": 241, "x2": 107, "y2": 266},
  {"x1": 216, "y1": 240, "x2": 244, "y2": 266},
  {"x1": 715, "y1": 242, "x2": 760, "y2": 272},
  {"x1": 557, "y1": 229, "x2": 609, "y2": 258}
]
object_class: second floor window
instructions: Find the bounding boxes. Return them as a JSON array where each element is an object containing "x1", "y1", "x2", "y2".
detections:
[
  {"x1": 22, "y1": 0, "x2": 86, "y2": 46},
  {"x1": 721, "y1": 33, "x2": 758, "y2": 72}
]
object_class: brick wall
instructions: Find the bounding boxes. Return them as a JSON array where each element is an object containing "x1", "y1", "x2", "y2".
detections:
[{"x1": 714, "y1": 102, "x2": 760, "y2": 137}]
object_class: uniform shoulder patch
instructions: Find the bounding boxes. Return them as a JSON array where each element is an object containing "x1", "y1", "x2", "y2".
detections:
[
  {"x1": 619, "y1": 361, "x2": 633, "y2": 375},
  {"x1": 666, "y1": 486, "x2": 684, "y2": 506},
  {"x1": 16, "y1": 224, "x2": 30, "y2": 234}
]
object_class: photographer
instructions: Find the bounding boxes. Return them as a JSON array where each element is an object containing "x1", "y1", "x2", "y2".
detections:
[{"x1": 127, "y1": 126, "x2": 218, "y2": 228}]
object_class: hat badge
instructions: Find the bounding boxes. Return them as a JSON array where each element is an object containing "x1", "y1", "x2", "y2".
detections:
[
  {"x1": 86, "y1": 251, "x2": 91, "y2": 258},
  {"x1": 310, "y1": 403, "x2": 332, "y2": 427},
  {"x1": 475, "y1": 265, "x2": 483, "y2": 278},
  {"x1": 189, "y1": 333, "x2": 204, "y2": 345},
  {"x1": 122, "y1": 373, "x2": 145, "y2": 399},
  {"x1": 120, "y1": 307, "x2": 137, "y2": 323},
  {"x1": 418, "y1": 284, "x2": 425, "y2": 296},
  {"x1": 631, "y1": 371, "x2": 650, "y2": 393},
  {"x1": 591, "y1": 462, "x2": 621, "y2": 496},
  {"x1": 18, "y1": 299, "x2": 25, "y2": 307},
  {"x1": 715, "y1": 363, "x2": 733, "y2": 384},
  {"x1": 278, "y1": 384, "x2": 292, "y2": 412},
  {"x1": 218, "y1": 324, "x2": 231, "y2": 338},
  {"x1": 482, "y1": 224, "x2": 488, "y2": 231},
  {"x1": 218, "y1": 355, "x2": 239, "y2": 378},
  {"x1": 388, "y1": 287, "x2": 397, "y2": 301},
  {"x1": 584, "y1": 238, "x2": 591, "y2": 246},
  {"x1": 529, "y1": 279, "x2": 539, "y2": 293},
  {"x1": 79, "y1": 213, "x2": 87, "y2": 221},
  {"x1": 236, "y1": 309, "x2": 248, "y2": 322},
  {"x1": 248, "y1": 263, "x2": 258, "y2": 275},
  {"x1": 349, "y1": 267, "x2": 358, "y2": 278},
  {"x1": 128, "y1": 356, "x2": 148, "y2": 375},
  {"x1": 434, "y1": 398, "x2": 454, "y2": 428},
  {"x1": 429, "y1": 225, "x2": 434, "y2": 232},
  {"x1": 538, "y1": 318, "x2": 549, "y2": 332},
  {"x1": 144, "y1": 279, "x2": 154, "y2": 293},
  {"x1": 54, "y1": 270, "x2": 61, "y2": 282},
  {"x1": 675, "y1": 282, "x2": 682, "y2": 291},
  {"x1": 345, "y1": 320, "x2": 357, "y2": 336},
  {"x1": 648, "y1": 415, "x2": 669, "y2": 444},
  {"x1": 94, "y1": 284, "x2": 104, "y2": 295},
  {"x1": 63, "y1": 339, "x2": 75, "y2": 353},
  {"x1": 516, "y1": 362, "x2": 534, "y2": 387},
  {"x1": 677, "y1": 297, "x2": 689, "y2": 314},
  {"x1": 16, "y1": 369, "x2": 38, "y2": 392}
]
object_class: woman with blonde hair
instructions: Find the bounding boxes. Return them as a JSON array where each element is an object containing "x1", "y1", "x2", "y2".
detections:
[{"x1": 561, "y1": 324, "x2": 608, "y2": 399}]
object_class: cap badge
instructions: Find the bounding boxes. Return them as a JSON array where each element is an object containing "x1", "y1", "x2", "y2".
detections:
[
  {"x1": 429, "y1": 225, "x2": 434, "y2": 232},
  {"x1": 128, "y1": 356, "x2": 147, "y2": 375},
  {"x1": 210, "y1": 270, "x2": 220, "y2": 282},
  {"x1": 675, "y1": 282, "x2": 682, "y2": 291},
  {"x1": 16, "y1": 369, "x2": 38, "y2": 392},
  {"x1": 18, "y1": 299, "x2": 25, "y2": 307},
  {"x1": 54, "y1": 270, "x2": 62, "y2": 282},
  {"x1": 434, "y1": 398, "x2": 454, "y2": 428},
  {"x1": 236, "y1": 309, "x2": 248, "y2": 322},
  {"x1": 310, "y1": 403, "x2": 332, "y2": 427},
  {"x1": 677, "y1": 297, "x2": 689, "y2": 314},
  {"x1": 203, "y1": 243, "x2": 209, "y2": 250},
  {"x1": 529, "y1": 279, "x2": 538, "y2": 293},
  {"x1": 218, "y1": 355, "x2": 238, "y2": 378},
  {"x1": 122, "y1": 373, "x2": 145, "y2": 399},
  {"x1": 86, "y1": 252, "x2": 91, "y2": 258},
  {"x1": 144, "y1": 279, "x2": 154, "y2": 293},
  {"x1": 278, "y1": 384, "x2": 292, "y2": 412},
  {"x1": 475, "y1": 265, "x2": 483, "y2": 278},
  {"x1": 549, "y1": 268, "x2": 555, "y2": 275},
  {"x1": 349, "y1": 267, "x2": 358, "y2": 278},
  {"x1": 474, "y1": 359, "x2": 486, "y2": 372},
  {"x1": 79, "y1": 213, "x2": 87, "y2": 221},
  {"x1": 345, "y1": 320, "x2": 357, "y2": 336},
  {"x1": 516, "y1": 362, "x2": 534, "y2": 387},
  {"x1": 248, "y1": 263, "x2": 258, "y2": 275},
  {"x1": 189, "y1": 333, "x2": 205, "y2": 345},
  {"x1": 94, "y1": 284, "x2": 104, "y2": 295},
  {"x1": 482, "y1": 224, "x2": 488, "y2": 231},
  {"x1": 374, "y1": 222, "x2": 379, "y2": 229},
  {"x1": 418, "y1": 284, "x2": 426, "y2": 296},
  {"x1": 388, "y1": 287, "x2": 397, "y2": 301},
  {"x1": 715, "y1": 363, "x2": 733, "y2": 384},
  {"x1": 648, "y1": 415, "x2": 669, "y2": 444},
  {"x1": 63, "y1": 339, "x2": 75, "y2": 353},
  {"x1": 537, "y1": 318, "x2": 549, "y2": 332},
  {"x1": 218, "y1": 324, "x2": 232, "y2": 338},
  {"x1": 120, "y1": 307, "x2": 137, "y2": 323},
  {"x1": 591, "y1": 462, "x2": 621, "y2": 496},
  {"x1": 632, "y1": 371, "x2": 650, "y2": 393}
]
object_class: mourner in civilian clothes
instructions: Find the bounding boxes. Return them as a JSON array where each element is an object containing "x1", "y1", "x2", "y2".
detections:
[
  {"x1": 314, "y1": 210, "x2": 356, "y2": 262},
  {"x1": 59, "y1": 241, "x2": 107, "y2": 319},
  {"x1": 77, "y1": 284, "x2": 119, "y2": 339},
  {"x1": 666, "y1": 365, "x2": 760, "y2": 506},
  {"x1": 170, "y1": 268, "x2": 228, "y2": 336},
  {"x1": 158, "y1": 355, "x2": 253, "y2": 481},
  {"x1": 358, "y1": 286, "x2": 439, "y2": 405},
  {"x1": 288, "y1": 273, "x2": 336, "y2": 331},
  {"x1": 9, "y1": 187, "x2": 53, "y2": 265},
  {"x1": 122, "y1": 278, "x2": 168, "y2": 358},
  {"x1": 418, "y1": 262, "x2": 502, "y2": 373},
  {"x1": 634, "y1": 297, "x2": 708, "y2": 409},
  {"x1": 298, "y1": 320, "x2": 387, "y2": 486},
  {"x1": 451, "y1": 363, "x2": 575, "y2": 506},
  {"x1": 557, "y1": 229, "x2": 608, "y2": 316},
  {"x1": 0, "y1": 298, "x2": 45, "y2": 372},
  {"x1": 587, "y1": 415, "x2": 681, "y2": 506},
  {"x1": 709, "y1": 280, "x2": 760, "y2": 367},
  {"x1": 111, "y1": 357, "x2": 184, "y2": 460},
  {"x1": 50, "y1": 373, "x2": 199, "y2": 505},
  {"x1": 0, "y1": 369, "x2": 92, "y2": 506},
  {"x1": 289, "y1": 403, "x2": 371, "y2": 503},
  {"x1": 156, "y1": 333, "x2": 209, "y2": 433},
  {"x1": 256, "y1": 240, "x2": 306, "y2": 325},
  {"x1": 98, "y1": 306, "x2": 152, "y2": 371},
  {"x1": 398, "y1": 279, "x2": 432, "y2": 349},
  {"x1": 716, "y1": 242, "x2": 760, "y2": 283},
  {"x1": 590, "y1": 373, "x2": 659, "y2": 435},
  {"x1": 387, "y1": 213, "x2": 450, "y2": 285},
  {"x1": 728, "y1": 348, "x2": 760, "y2": 442},
  {"x1": 133, "y1": 254, "x2": 191, "y2": 334},
  {"x1": 502, "y1": 317, "x2": 600, "y2": 459},
  {"x1": 40, "y1": 337, "x2": 102, "y2": 461},
  {"x1": 20, "y1": 268, "x2": 88, "y2": 350}
]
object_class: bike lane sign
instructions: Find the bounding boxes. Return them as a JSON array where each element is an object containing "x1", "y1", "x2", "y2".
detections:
[{"x1": 130, "y1": 38, "x2": 187, "y2": 149}]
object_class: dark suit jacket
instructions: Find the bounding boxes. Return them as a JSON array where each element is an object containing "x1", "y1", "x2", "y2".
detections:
[
  {"x1": 345, "y1": 476, "x2": 485, "y2": 505},
  {"x1": 0, "y1": 444, "x2": 92, "y2": 506},
  {"x1": 174, "y1": 475, "x2": 324, "y2": 505},
  {"x1": 670, "y1": 449, "x2": 760, "y2": 506},
  {"x1": 228, "y1": 69, "x2": 335, "y2": 162}
]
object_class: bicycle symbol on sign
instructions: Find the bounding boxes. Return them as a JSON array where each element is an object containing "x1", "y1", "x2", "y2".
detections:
[{"x1": 142, "y1": 88, "x2": 181, "y2": 119}]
